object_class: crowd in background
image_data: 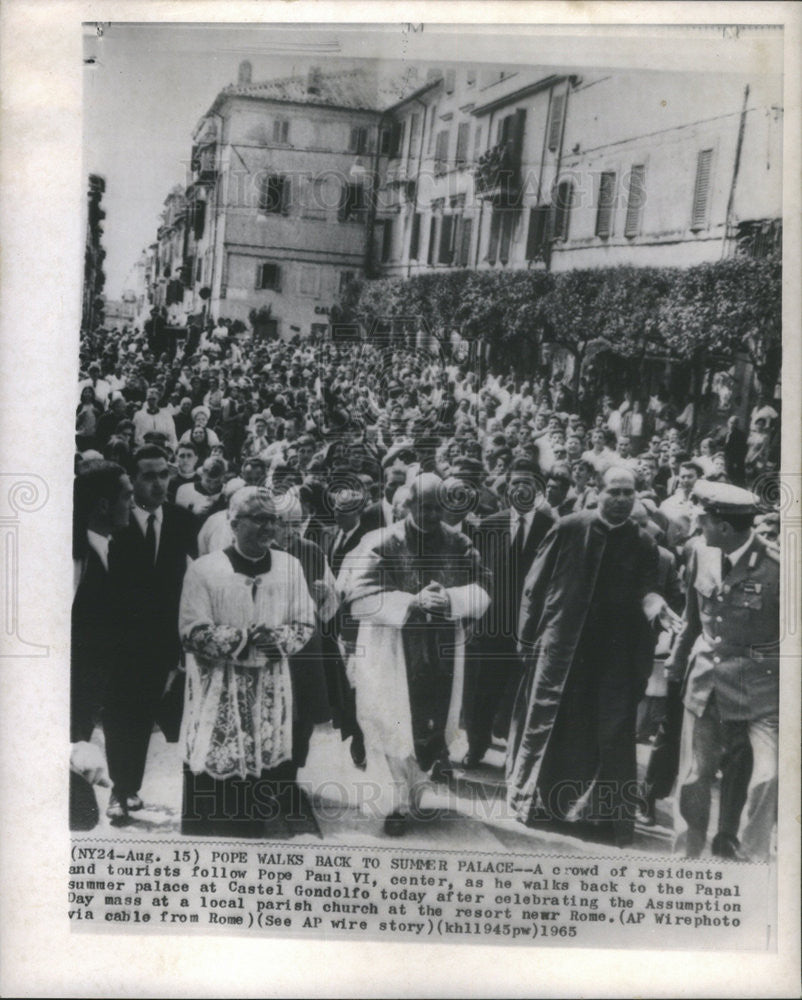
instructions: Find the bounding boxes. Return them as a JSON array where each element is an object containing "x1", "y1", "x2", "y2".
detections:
[{"x1": 71, "y1": 316, "x2": 782, "y2": 854}]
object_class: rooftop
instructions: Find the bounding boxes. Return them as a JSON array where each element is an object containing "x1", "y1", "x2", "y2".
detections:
[{"x1": 216, "y1": 65, "x2": 426, "y2": 114}]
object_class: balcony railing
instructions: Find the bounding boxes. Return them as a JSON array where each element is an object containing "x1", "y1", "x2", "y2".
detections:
[
  {"x1": 192, "y1": 144, "x2": 218, "y2": 185},
  {"x1": 473, "y1": 141, "x2": 521, "y2": 204}
]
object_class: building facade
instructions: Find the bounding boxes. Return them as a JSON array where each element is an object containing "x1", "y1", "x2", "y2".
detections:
[
  {"x1": 161, "y1": 62, "x2": 422, "y2": 338},
  {"x1": 376, "y1": 66, "x2": 782, "y2": 279},
  {"x1": 137, "y1": 62, "x2": 782, "y2": 339}
]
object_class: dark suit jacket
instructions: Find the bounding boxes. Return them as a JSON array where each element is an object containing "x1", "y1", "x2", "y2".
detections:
[
  {"x1": 284, "y1": 536, "x2": 333, "y2": 726},
  {"x1": 473, "y1": 506, "x2": 555, "y2": 652},
  {"x1": 359, "y1": 499, "x2": 390, "y2": 536},
  {"x1": 301, "y1": 514, "x2": 331, "y2": 552},
  {"x1": 109, "y1": 503, "x2": 197, "y2": 687},
  {"x1": 723, "y1": 426, "x2": 747, "y2": 481},
  {"x1": 72, "y1": 546, "x2": 119, "y2": 741},
  {"x1": 324, "y1": 524, "x2": 368, "y2": 577}
]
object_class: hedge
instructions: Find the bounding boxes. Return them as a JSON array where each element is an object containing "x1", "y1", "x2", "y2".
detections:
[{"x1": 344, "y1": 256, "x2": 781, "y2": 394}]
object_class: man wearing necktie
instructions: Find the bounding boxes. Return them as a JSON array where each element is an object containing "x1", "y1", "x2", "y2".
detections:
[
  {"x1": 462, "y1": 458, "x2": 555, "y2": 769},
  {"x1": 71, "y1": 460, "x2": 133, "y2": 829},
  {"x1": 669, "y1": 481, "x2": 779, "y2": 861},
  {"x1": 103, "y1": 445, "x2": 197, "y2": 821}
]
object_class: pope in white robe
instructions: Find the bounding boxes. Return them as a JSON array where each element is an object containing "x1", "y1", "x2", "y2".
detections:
[{"x1": 340, "y1": 473, "x2": 491, "y2": 834}]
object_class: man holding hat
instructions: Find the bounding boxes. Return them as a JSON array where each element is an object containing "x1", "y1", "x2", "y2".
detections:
[{"x1": 668, "y1": 480, "x2": 779, "y2": 861}]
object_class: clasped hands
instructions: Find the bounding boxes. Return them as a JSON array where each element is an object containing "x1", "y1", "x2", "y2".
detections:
[
  {"x1": 247, "y1": 624, "x2": 283, "y2": 661},
  {"x1": 412, "y1": 581, "x2": 451, "y2": 618}
]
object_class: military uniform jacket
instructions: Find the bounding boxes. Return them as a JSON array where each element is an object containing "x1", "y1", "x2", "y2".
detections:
[{"x1": 667, "y1": 534, "x2": 779, "y2": 721}]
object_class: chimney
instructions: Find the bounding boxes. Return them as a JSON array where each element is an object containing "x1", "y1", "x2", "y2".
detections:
[
  {"x1": 237, "y1": 60, "x2": 252, "y2": 85},
  {"x1": 426, "y1": 67, "x2": 442, "y2": 84},
  {"x1": 307, "y1": 66, "x2": 323, "y2": 95}
]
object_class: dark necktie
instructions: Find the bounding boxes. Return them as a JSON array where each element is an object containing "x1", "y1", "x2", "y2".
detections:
[
  {"x1": 722, "y1": 553, "x2": 732, "y2": 580},
  {"x1": 512, "y1": 514, "x2": 526, "y2": 586},
  {"x1": 145, "y1": 513, "x2": 157, "y2": 565}
]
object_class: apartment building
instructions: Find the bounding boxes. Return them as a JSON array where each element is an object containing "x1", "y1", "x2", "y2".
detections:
[
  {"x1": 139, "y1": 61, "x2": 781, "y2": 338},
  {"x1": 377, "y1": 66, "x2": 782, "y2": 277},
  {"x1": 170, "y1": 62, "x2": 422, "y2": 338}
]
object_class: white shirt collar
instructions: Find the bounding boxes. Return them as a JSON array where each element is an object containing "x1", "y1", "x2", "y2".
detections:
[
  {"x1": 511, "y1": 506, "x2": 536, "y2": 533},
  {"x1": 86, "y1": 530, "x2": 110, "y2": 571},
  {"x1": 132, "y1": 504, "x2": 163, "y2": 531}
]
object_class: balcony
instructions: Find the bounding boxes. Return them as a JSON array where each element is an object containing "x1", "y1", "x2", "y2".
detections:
[
  {"x1": 192, "y1": 144, "x2": 218, "y2": 186},
  {"x1": 473, "y1": 141, "x2": 521, "y2": 205}
]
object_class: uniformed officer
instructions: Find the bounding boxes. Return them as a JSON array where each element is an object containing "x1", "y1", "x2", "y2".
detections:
[{"x1": 668, "y1": 481, "x2": 779, "y2": 861}]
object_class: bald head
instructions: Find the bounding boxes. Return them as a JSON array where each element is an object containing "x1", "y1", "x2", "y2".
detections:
[
  {"x1": 599, "y1": 466, "x2": 637, "y2": 526},
  {"x1": 408, "y1": 472, "x2": 443, "y2": 533}
]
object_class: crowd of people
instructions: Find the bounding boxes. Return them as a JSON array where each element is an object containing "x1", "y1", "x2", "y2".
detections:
[{"x1": 71, "y1": 317, "x2": 781, "y2": 859}]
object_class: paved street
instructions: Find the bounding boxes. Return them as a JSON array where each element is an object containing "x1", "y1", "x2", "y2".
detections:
[{"x1": 84, "y1": 724, "x2": 694, "y2": 858}]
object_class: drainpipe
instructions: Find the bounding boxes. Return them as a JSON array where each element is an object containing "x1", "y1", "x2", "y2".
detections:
[
  {"x1": 721, "y1": 84, "x2": 750, "y2": 260},
  {"x1": 408, "y1": 96, "x2": 429, "y2": 279},
  {"x1": 547, "y1": 76, "x2": 570, "y2": 274},
  {"x1": 365, "y1": 109, "x2": 391, "y2": 279}
]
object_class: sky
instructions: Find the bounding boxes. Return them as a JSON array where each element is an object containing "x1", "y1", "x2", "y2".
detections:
[
  {"x1": 84, "y1": 22, "x2": 783, "y2": 299},
  {"x1": 84, "y1": 25, "x2": 383, "y2": 296}
]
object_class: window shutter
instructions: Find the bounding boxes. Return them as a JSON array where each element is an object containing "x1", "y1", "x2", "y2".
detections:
[
  {"x1": 193, "y1": 200, "x2": 206, "y2": 239},
  {"x1": 595, "y1": 171, "x2": 616, "y2": 238},
  {"x1": 409, "y1": 212, "x2": 421, "y2": 259},
  {"x1": 691, "y1": 148, "x2": 714, "y2": 230},
  {"x1": 427, "y1": 217, "x2": 438, "y2": 264},
  {"x1": 381, "y1": 219, "x2": 394, "y2": 262},
  {"x1": 548, "y1": 92, "x2": 565, "y2": 151},
  {"x1": 624, "y1": 164, "x2": 646, "y2": 237},
  {"x1": 281, "y1": 176, "x2": 291, "y2": 215},
  {"x1": 499, "y1": 211, "x2": 514, "y2": 262},
  {"x1": 459, "y1": 217, "x2": 473, "y2": 265},
  {"x1": 349, "y1": 126, "x2": 366, "y2": 154},
  {"x1": 473, "y1": 125, "x2": 483, "y2": 161},
  {"x1": 487, "y1": 210, "x2": 501, "y2": 263},
  {"x1": 525, "y1": 205, "x2": 549, "y2": 259},
  {"x1": 439, "y1": 215, "x2": 454, "y2": 264},
  {"x1": 455, "y1": 123, "x2": 470, "y2": 167},
  {"x1": 435, "y1": 129, "x2": 450, "y2": 175},
  {"x1": 553, "y1": 181, "x2": 573, "y2": 241}
]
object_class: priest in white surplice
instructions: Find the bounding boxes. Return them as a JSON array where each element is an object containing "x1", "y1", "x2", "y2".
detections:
[
  {"x1": 178, "y1": 487, "x2": 317, "y2": 837},
  {"x1": 340, "y1": 473, "x2": 491, "y2": 835}
]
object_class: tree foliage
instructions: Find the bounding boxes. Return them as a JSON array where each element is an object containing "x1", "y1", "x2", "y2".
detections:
[{"x1": 349, "y1": 256, "x2": 781, "y2": 390}]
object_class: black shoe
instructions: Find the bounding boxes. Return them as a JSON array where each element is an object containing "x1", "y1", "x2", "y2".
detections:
[
  {"x1": 461, "y1": 752, "x2": 483, "y2": 770},
  {"x1": 712, "y1": 832, "x2": 746, "y2": 860},
  {"x1": 106, "y1": 793, "x2": 128, "y2": 823},
  {"x1": 383, "y1": 811, "x2": 408, "y2": 837},
  {"x1": 635, "y1": 798, "x2": 656, "y2": 827},
  {"x1": 349, "y1": 734, "x2": 367, "y2": 770},
  {"x1": 429, "y1": 758, "x2": 454, "y2": 784},
  {"x1": 125, "y1": 794, "x2": 144, "y2": 812}
]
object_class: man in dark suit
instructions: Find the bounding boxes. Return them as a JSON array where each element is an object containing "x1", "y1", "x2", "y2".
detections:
[
  {"x1": 462, "y1": 457, "x2": 555, "y2": 768},
  {"x1": 722, "y1": 415, "x2": 748, "y2": 486},
  {"x1": 359, "y1": 442, "x2": 417, "y2": 535},
  {"x1": 104, "y1": 444, "x2": 197, "y2": 821},
  {"x1": 71, "y1": 460, "x2": 133, "y2": 830},
  {"x1": 322, "y1": 487, "x2": 374, "y2": 768}
]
